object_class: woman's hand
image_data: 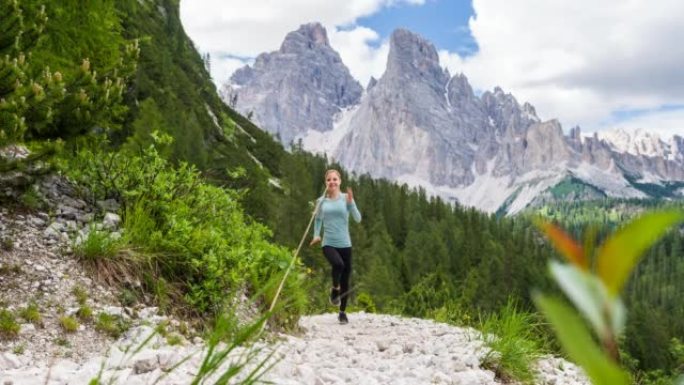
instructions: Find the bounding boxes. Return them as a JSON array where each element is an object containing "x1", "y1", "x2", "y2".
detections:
[
  {"x1": 310, "y1": 236, "x2": 321, "y2": 246},
  {"x1": 346, "y1": 187, "x2": 354, "y2": 203}
]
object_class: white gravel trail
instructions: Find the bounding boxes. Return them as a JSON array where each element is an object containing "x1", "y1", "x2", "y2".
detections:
[{"x1": 0, "y1": 312, "x2": 589, "y2": 385}]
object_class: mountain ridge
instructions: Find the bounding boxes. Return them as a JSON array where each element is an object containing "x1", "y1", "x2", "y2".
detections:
[{"x1": 224, "y1": 24, "x2": 684, "y2": 214}]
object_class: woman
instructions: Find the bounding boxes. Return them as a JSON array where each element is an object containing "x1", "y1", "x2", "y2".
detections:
[{"x1": 310, "y1": 169, "x2": 362, "y2": 324}]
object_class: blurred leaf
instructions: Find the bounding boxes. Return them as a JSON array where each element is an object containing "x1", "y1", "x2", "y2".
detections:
[
  {"x1": 533, "y1": 293, "x2": 630, "y2": 385},
  {"x1": 537, "y1": 220, "x2": 587, "y2": 269},
  {"x1": 550, "y1": 262, "x2": 627, "y2": 338},
  {"x1": 549, "y1": 261, "x2": 607, "y2": 337},
  {"x1": 597, "y1": 210, "x2": 684, "y2": 295}
]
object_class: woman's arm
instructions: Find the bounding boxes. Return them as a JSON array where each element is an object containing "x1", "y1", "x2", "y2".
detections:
[
  {"x1": 346, "y1": 188, "x2": 362, "y2": 223},
  {"x1": 313, "y1": 198, "x2": 323, "y2": 237}
]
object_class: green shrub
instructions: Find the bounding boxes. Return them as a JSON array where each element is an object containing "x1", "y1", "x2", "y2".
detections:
[
  {"x1": 1, "y1": 238, "x2": 14, "y2": 252},
  {"x1": 355, "y1": 292, "x2": 377, "y2": 313},
  {"x1": 118, "y1": 288, "x2": 138, "y2": 307},
  {"x1": 60, "y1": 143, "x2": 307, "y2": 325},
  {"x1": 95, "y1": 313, "x2": 129, "y2": 338},
  {"x1": 0, "y1": 309, "x2": 20, "y2": 339},
  {"x1": 18, "y1": 302, "x2": 42, "y2": 324},
  {"x1": 19, "y1": 186, "x2": 44, "y2": 210},
  {"x1": 430, "y1": 300, "x2": 473, "y2": 327},
  {"x1": 154, "y1": 320, "x2": 169, "y2": 337},
  {"x1": 166, "y1": 333, "x2": 183, "y2": 346},
  {"x1": 0, "y1": 1, "x2": 136, "y2": 146},
  {"x1": 12, "y1": 343, "x2": 25, "y2": 355},
  {"x1": 55, "y1": 337, "x2": 70, "y2": 347},
  {"x1": 479, "y1": 300, "x2": 544, "y2": 384},
  {"x1": 0, "y1": 263, "x2": 21, "y2": 274},
  {"x1": 76, "y1": 305, "x2": 93, "y2": 321},
  {"x1": 72, "y1": 285, "x2": 88, "y2": 305},
  {"x1": 59, "y1": 316, "x2": 79, "y2": 333}
]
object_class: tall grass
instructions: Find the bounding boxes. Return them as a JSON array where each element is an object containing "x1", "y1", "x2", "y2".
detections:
[
  {"x1": 479, "y1": 299, "x2": 546, "y2": 384},
  {"x1": 73, "y1": 227, "x2": 123, "y2": 261},
  {"x1": 0, "y1": 309, "x2": 20, "y2": 339}
]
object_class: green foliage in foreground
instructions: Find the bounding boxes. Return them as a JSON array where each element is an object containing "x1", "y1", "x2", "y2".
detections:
[
  {"x1": 532, "y1": 199, "x2": 684, "y2": 378},
  {"x1": 535, "y1": 210, "x2": 684, "y2": 385},
  {"x1": 59, "y1": 138, "x2": 307, "y2": 326}
]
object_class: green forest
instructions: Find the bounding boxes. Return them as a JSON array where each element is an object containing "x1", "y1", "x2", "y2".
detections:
[{"x1": 1, "y1": 0, "x2": 682, "y2": 383}]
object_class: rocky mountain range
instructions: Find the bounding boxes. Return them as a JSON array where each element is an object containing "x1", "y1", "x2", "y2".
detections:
[
  {"x1": 223, "y1": 23, "x2": 684, "y2": 214},
  {"x1": 222, "y1": 23, "x2": 362, "y2": 145}
]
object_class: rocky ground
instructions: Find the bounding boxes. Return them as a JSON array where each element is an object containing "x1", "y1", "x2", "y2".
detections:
[
  {"x1": 1, "y1": 312, "x2": 590, "y2": 385},
  {"x1": 0, "y1": 170, "x2": 193, "y2": 384}
]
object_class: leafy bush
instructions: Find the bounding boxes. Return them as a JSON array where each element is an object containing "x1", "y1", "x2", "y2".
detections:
[
  {"x1": 165, "y1": 333, "x2": 183, "y2": 346},
  {"x1": 430, "y1": 300, "x2": 473, "y2": 327},
  {"x1": 355, "y1": 292, "x2": 377, "y2": 313},
  {"x1": 60, "y1": 141, "x2": 307, "y2": 325}
]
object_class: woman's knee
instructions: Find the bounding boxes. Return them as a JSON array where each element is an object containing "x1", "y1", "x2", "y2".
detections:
[{"x1": 331, "y1": 259, "x2": 345, "y2": 271}]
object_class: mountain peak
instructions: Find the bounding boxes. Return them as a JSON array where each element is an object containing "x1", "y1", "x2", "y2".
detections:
[
  {"x1": 448, "y1": 73, "x2": 475, "y2": 100},
  {"x1": 386, "y1": 28, "x2": 444, "y2": 81},
  {"x1": 280, "y1": 22, "x2": 330, "y2": 53},
  {"x1": 224, "y1": 22, "x2": 361, "y2": 144}
]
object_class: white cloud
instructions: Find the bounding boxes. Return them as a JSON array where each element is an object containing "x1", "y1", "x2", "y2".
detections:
[
  {"x1": 209, "y1": 56, "x2": 252, "y2": 86},
  {"x1": 181, "y1": 1, "x2": 382, "y2": 56},
  {"x1": 610, "y1": 109, "x2": 684, "y2": 139},
  {"x1": 182, "y1": 0, "x2": 684, "y2": 135},
  {"x1": 329, "y1": 27, "x2": 389, "y2": 86},
  {"x1": 180, "y1": 0, "x2": 415, "y2": 85},
  {"x1": 439, "y1": 0, "x2": 684, "y2": 134}
]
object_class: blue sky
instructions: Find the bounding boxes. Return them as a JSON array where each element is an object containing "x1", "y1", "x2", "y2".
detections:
[
  {"x1": 181, "y1": 0, "x2": 684, "y2": 137},
  {"x1": 355, "y1": 0, "x2": 478, "y2": 57}
]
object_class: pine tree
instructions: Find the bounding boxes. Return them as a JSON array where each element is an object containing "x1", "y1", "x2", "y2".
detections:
[{"x1": 0, "y1": 0, "x2": 47, "y2": 145}]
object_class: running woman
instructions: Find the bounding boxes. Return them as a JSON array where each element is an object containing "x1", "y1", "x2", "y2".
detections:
[{"x1": 310, "y1": 169, "x2": 362, "y2": 324}]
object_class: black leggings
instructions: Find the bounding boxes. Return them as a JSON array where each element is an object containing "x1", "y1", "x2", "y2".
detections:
[{"x1": 322, "y1": 246, "x2": 352, "y2": 312}]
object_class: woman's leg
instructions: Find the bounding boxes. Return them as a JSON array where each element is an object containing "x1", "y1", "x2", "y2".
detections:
[
  {"x1": 322, "y1": 246, "x2": 344, "y2": 289},
  {"x1": 337, "y1": 247, "x2": 352, "y2": 312}
]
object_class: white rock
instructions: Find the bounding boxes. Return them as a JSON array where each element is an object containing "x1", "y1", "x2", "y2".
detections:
[
  {"x1": 0, "y1": 353, "x2": 24, "y2": 370},
  {"x1": 133, "y1": 357, "x2": 157, "y2": 374},
  {"x1": 102, "y1": 213, "x2": 121, "y2": 230},
  {"x1": 20, "y1": 323, "x2": 35, "y2": 334}
]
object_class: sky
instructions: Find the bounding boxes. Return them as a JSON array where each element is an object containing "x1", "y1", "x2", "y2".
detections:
[{"x1": 180, "y1": 0, "x2": 684, "y2": 137}]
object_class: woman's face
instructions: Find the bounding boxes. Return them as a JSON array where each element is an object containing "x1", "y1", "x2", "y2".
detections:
[{"x1": 326, "y1": 172, "x2": 341, "y2": 193}]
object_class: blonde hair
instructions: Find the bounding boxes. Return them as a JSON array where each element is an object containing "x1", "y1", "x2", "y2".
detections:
[{"x1": 324, "y1": 169, "x2": 342, "y2": 197}]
